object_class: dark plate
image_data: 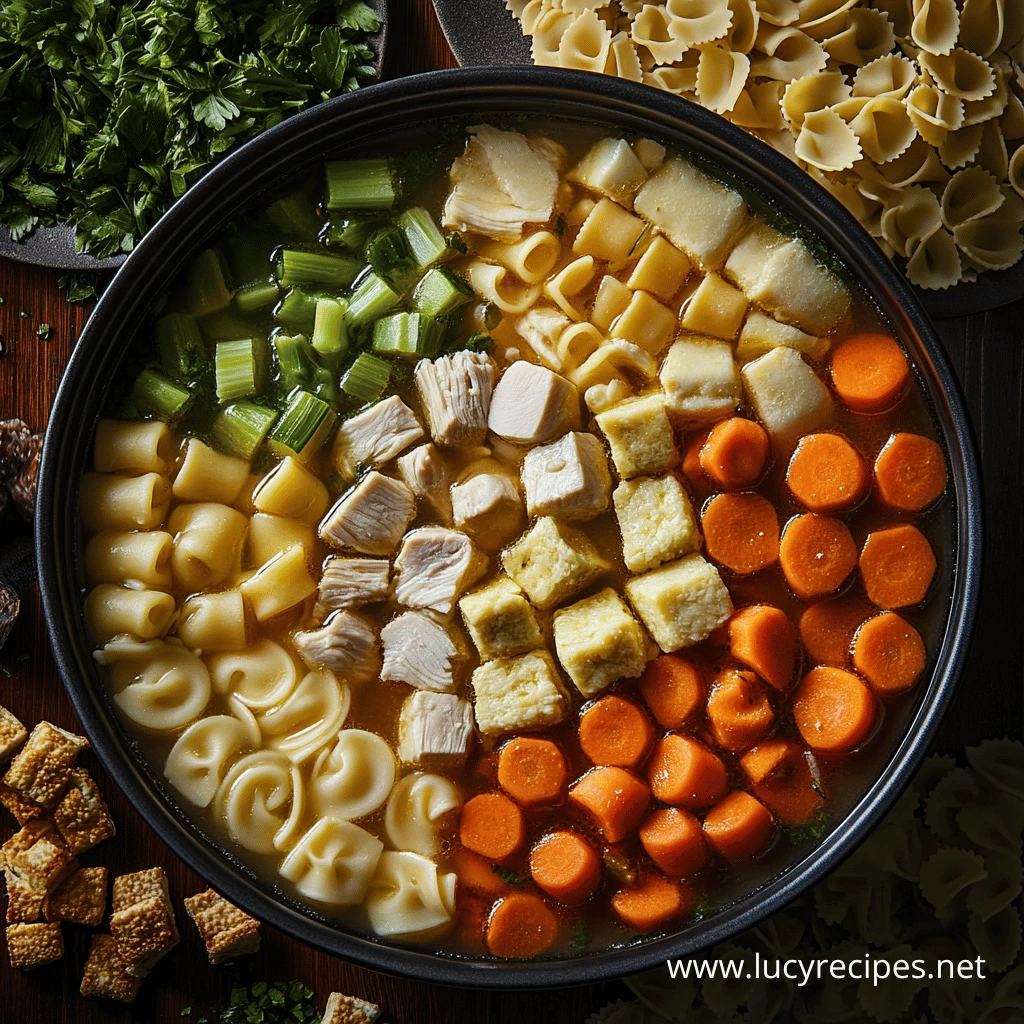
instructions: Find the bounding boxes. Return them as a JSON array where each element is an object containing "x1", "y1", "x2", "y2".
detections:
[{"x1": 36, "y1": 67, "x2": 982, "y2": 988}]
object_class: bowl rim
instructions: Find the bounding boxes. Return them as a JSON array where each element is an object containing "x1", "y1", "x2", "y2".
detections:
[{"x1": 36, "y1": 65, "x2": 983, "y2": 989}]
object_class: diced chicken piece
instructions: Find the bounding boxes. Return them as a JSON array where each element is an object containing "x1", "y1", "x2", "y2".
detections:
[
  {"x1": 659, "y1": 337, "x2": 742, "y2": 427},
  {"x1": 381, "y1": 611, "x2": 467, "y2": 692},
  {"x1": 331, "y1": 396, "x2": 424, "y2": 483},
  {"x1": 723, "y1": 221, "x2": 788, "y2": 293},
  {"x1": 521, "y1": 431, "x2": 612, "y2": 519},
  {"x1": 393, "y1": 528, "x2": 488, "y2": 614},
  {"x1": 584, "y1": 378, "x2": 632, "y2": 415},
  {"x1": 569, "y1": 137, "x2": 649, "y2": 206},
  {"x1": 442, "y1": 125, "x2": 560, "y2": 242},
  {"x1": 319, "y1": 472, "x2": 416, "y2": 555},
  {"x1": 614, "y1": 475, "x2": 701, "y2": 573},
  {"x1": 397, "y1": 691, "x2": 474, "y2": 766},
  {"x1": 459, "y1": 577, "x2": 543, "y2": 661},
  {"x1": 488, "y1": 361, "x2": 580, "y2": 445},
  {"x1": 471, "y1": 650, "x2": 569, "y2": 736},
  {"x1": 397, "y1": 444, "x2": 454, "y2": 523},
  {"x1": 595, "y1": 393, "x2": 679, "y2": 479},
  {"x1": 735, "y1": 312, "x2": 829, "y2": 364},
  {"x1": 741, "y1": 347, "x2": 835, "y2": 450},
  {"x1": 415, "y1": 352, "x2": 496, "y2": 448},
  {"x1": 293, "y1": 611, "x2": 381, "y2": 683},
  {"x1": 450, "y1": 461, "x2": 524, "y2": 549},
  {"x1": 515, "y1": 306, "x2": 570, "y2": 371},
  {"x1": 625, "y1": 554, "x2": 733, "y2": 651},
  {"x1": 633, "y1": 158, "x2": 749, "y2": 269},
  {"x1": 317, "y1": 557, "x2": 390, "y2": 614}
]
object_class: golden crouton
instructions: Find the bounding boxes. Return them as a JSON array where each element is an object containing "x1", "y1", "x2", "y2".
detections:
[
  {"x1": 0, "y1": 705, "x2": 27, "y2": 763},
  {"x1": 80, "y1": 933, "x2": 140, "y2": 1004},
  {"x1": 3, "y1": 867, "x2": 43, "y2": 924},
  {"x1": 6, "y1": 921, "x2": 63, "y2": 969},
  {"x1": 1, "y1": 818, "x2": 76, "y2": 894},
  {"x1": 52, "y1": 769, "x2": 116, "y2": 855},
  {"x1": 2, "y1": 722, "x2": 88, "y2": 809},
  {"x1": 321, "y1": 992, "x2": 381, "y2": 1024},
  {"x1": 183, "y1": 888, "x2": 261, "y2": 964},
  {"x1": 110, "y1": 867, "x2": 179, "y2": 977},
  {"x1": 0, "y1": 782, "x2": 46, "y2": 825},
  {"x1": 45, "y1": 866, "x2": 108, "y2": 927},
  {"x1": 112, "y1": 866, "x2": 171, "y2": 914}
]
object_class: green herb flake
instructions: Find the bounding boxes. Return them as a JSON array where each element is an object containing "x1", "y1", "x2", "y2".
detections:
[
  {"x1": 181, "y1": 1009, "x2": 191, "y2": 1017},
  {"x1": 491, "y1": 864, "x2": 526, "y2": 886},
  {"x1": 569, "y1": 920, "x2": 590, "y2": 953},
  {"x1": 555, "y1": 214, "x2": 567, "y2": 236},
  {"x1": 782, "y1": 811, "x2": 831, "y2": 845},
  {"x1": 0, "y1": 664, "x2": 10, "y2": 678},
  {"x1": 36, "y1": 323, "x2": 53, "y2": 341},
  {"x1": 18, "y1": 311, "x2": 30, "y2": 319}
]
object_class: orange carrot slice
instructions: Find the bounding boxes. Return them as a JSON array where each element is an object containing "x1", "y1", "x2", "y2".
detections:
[
  {"x1": 728, "y1": 604, "x2": 800, "y2": 690},
  {"x1": 459, "y1": 792, "x2": 526, "y2": 861},
  {"x1": 831, "y1": 332, "x2": 910, "y2": 412},
  {"x1": 529, "y1": 831, "x2": 602, "y2": 904},
  {"x1": 700, "y1": 417, "x2": 770, "y2": 490},
  {"x1": 793, "y1": 666, "x2": 877, "y2": 753},
  {"x1": 703, "y1": 791, "x2": 775, "y2": 863},
  {"x1": 786, "y1": 433, "x2": 869, "y2": 514},
  {"x1": 451, "y1": 846, "x2": 508, "y2": 898},
  {"x1": 497, "y1": 737, "x2": 569, "y2": 807},
  {"x1": 702, "y1": 492, "x2": 780, "y2": 575},
  {"x1": 639, "y1": 654, "x2": 703, "y2": 730},
  {"x1": 682, "y1": 430, "x2": 714, "y2": 491},
  {"x1": 874, "y1": 432, "x2": 947, "y2": 512},
  {"x1": 752, "y1": 747, "x2": 826, "y2": 826},
  {"x1": 486, "y1": 892, "x2": 559, "y2": 958},
  {"x1": 853, "y1": 611, "x2": 927, "y2": 693},
  {"x1": 859, "y1": 524, "x2": 937, "y2": 608},
  {"x1": 638, "y1": 807, "x2": 708, "y2": 877},
  {"x1": 647, "y1": 734, "x2": 728, "y2": 809},
  {"x1": 739, "y1": 739, "x2": 796, "y2": 786},
  {"x1": 578, "y1": 695, "x2": 655, "y2": 769},
  {"x1": 799, "y1": 594, "x2": 874, "y2": 667},
  {"x1": 706, "y1": 669, "x2": 775, "y2": 753},
  {"x1": 779, "y1": 513, "x2": 858, "y2": 600},
  {"x1": 611, "y1": 872, "x2": 688, "y2": 932},
  {"x1": 568, "y1": 766, "x2": 651, "y2": 843}
]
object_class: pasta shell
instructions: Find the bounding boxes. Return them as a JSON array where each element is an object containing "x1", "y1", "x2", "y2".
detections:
[
  {"x1": 725, "y1": 0, "x2": 760, "y2": 52},
  {"x1": 518, "y1": 0, "x2": 547, "y2": 35},
  {"x1": 666, "y1": 0, "x2": 735, "y2": 47},
  {"x1": 829, "y1": 95, "x2": 872, "y2": 121},
  {"x1": 966, "y1": 737, "x2": 1024, "y2": 800},
  {"x1": 620, "y1": 0, "x2": 645, "y2": 16},
  {"x1": 557, "y1": 8, "x2": 613, "y2": 72},
  {"x1": 795, "y1": 107, "x2": 863, "y2": 170},
  {"x1": 506, "y1": 0, "x2": 532, "y2": 18},
  {"x1": 796, "y1": 0, "x2": 859, "y2": 41},
  {"x1": 782, "y1": 71, "x2": 852, "y2": 131},
  {"x1": 751, "y1": 24, "x2": 827, "y2": 80},
  {"x1": 531, "y1": 9, "x2": 575, "y2": 66},
  {"x1": 696, "y1": 44, "x2": 751, "y2": 113},
  {"x1": 604, "y1": 30, "x2": 644, "y2": 81},
  {"x1": 1002, "y1": 88, "x2": 1024, "y2": 140},
  {"x1": 919, "y1": 847, "x2": 987, "y2": 910},
  {"x1": 998, "y1": 184, "x2": 1024, "y2": 226},
  {"x1": 643, "y1": 64, "x2": 698, "y2": 96},
  {"x1": 919, "y1": 49, "x2": 996, "y2": 101},
  {"x1": 632, "y1": 4, "x2": 689, "y2": 63},
  {"x1": 962, "y1": 69, "x2": 1008, "y2": 125},
  {"x1": 953, "y1": 214, "x2": 1024, "y2": 269},
  {"x1": 854, "y1": 163, "x2": 903, "y2": 203},
  {"x1": 757, "y1": 127, "x2": 800, "y2": 158},
  {"x1": 938, "y1": 121, "x2": 984, "y2": 168},
  {"x1": 968, "y1": 905, "x2": 1022, "y2": 974},
  {"x1": 880, "y1": 185, "x2": 943, "y2": 256},
  {"x1": 852, "y1": 54, "x2": 917, "y2": 100},
  {"x1": 940, "y1": 166, "x2": 1004, "y2": 227},
  {"x1": 1010, "y1": 142, "x2": 1024, "y2": 198},
  {"x1": 823, "y1": 176, "x2": 884, "y2": 223},
  {"x1": 755, "y1": 0, "x2": 800, "y2": 25},
  {"x1": 958, "y1": 0, "x2": 1004, "y2": 57},
  {"x1": 905, "y1": 225, "x2": 962, "y2": 287},
  {"x1": 873, "y1": 0, "x2": 913, "y2": 38},
  {"x1": 561, "y1": 0, "x2": 605, "y2": 12},
  {"x1": 823, "y1": 9, "x2": 896, "y2": 67},
  {"x1": 975, "y1": 118, "x2": 1009, "y2": 181},
  {"x1": 907, "y1": 83, "x2": 965, "y2": 147},
  {"x1": 849, "y1": 96, "x2": 918, "y2": 164},
  {"x1": 910, "y1": 0, "x2": 959, "y2": 56},
  {"x1": 1006, "y1": 0, "x2": 1024, "y2": 46},
  {"x1": 730, "y1": 80, "x2": 786, "y2": 129}
]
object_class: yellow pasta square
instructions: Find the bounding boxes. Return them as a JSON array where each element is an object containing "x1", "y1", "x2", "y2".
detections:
[
  {"x1": 591, "y1": 275, "x2": 632, "y2": 331},
  {"x1": 681, "y1": 273, "x2": 749, "y2": 341},
  {"x1": 573, "y1": 198, "x2": 646, "y2": 263},
  {"x1": 611, "y1": 290, "x2": 677, "y2": 354},
  {"x1": 627, "y1": 235, "x2": 691, "y2": 300}
]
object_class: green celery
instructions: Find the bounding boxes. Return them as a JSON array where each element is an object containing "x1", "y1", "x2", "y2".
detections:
[
  {"x1": 211, "y1": 401, "x2": 277, "y2": 459},
  {"x1": 278, "y1": 249, "x2": 361, "y2": 290},
  {"x1": 132, "y1": 368, "x2": 191, "y2": 420},
  {"x1": 411, "y1": 267, "x2": 473, "y2": 319},
  {"x1": 266, "y1": 193, "x2": 322, "y2": 239},
  {"x1": 200, "y1": 307, "x2": 259, "y2": 344},
  {"x1": 345, "y1": 272, "x2": 400, "y2": 326},
  {"x1": 269, "y1": 388, "x2": 336, "y2": 459},
  {"x1": 372, "y1": 312, "x2": 444, "y2": 359},
  {"x1": 311, "y1": 298, "x2": 349, "y2": 369},
  {"x1": 186, "y1": 249, "x2": 233, "y2": 317},
  {"x1": 235, "y1": 281, "x2": 281, "y2": 314},
  {"x1": 341, "y1": 352, "x2": 391, "y2": 403},
  {"x1": 325, "y1": 215, "x2": 380, "y2": 250},
  {"x1": 399, "y1": 206, "x2": 449, "y2": 268},
  {"x1": 325, "y1": 159, "x2": 396, "y2": 211},
  {"x1": 273, "y1": 333, "x2": 336, "y2": 402},
  {"x1": 275, "y1": 288, "x2": 319, "y2": 335},
  {"x1": 364, "y1": 226, "x2": 416, "y2": 285},
  {"x1": 155, "y1": 312, "x2": 206, "y2": 383},
  {"x1": 215, "y1": 337, "x2": 269, "y2": 403}
]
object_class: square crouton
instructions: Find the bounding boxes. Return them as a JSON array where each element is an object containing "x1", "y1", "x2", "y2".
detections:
[
  {"x1": 4, "y1": 867, "x2": 43, "y2": 923},
  {"x1": 613, "y1": 475, "x2": 701, "y2": 573},
  {"x1": 52, "y1": 769, "x2": 116, "y2": 855},
  {"x1": 321, "y1": 991, "x2": 381, "y2": 1024},
  {"x1": 471, "y1": 650, "x2": 569, "y2": 736},
  {"x1": 80, "y1": 933, "x2": 140, "y2": 1003},
  {"x1": 1, "y1": 818, "x2": 75, "y2": 894},
  {"x1": 0, "y1": 782, "x2": 46, "y2": 825},
  {"x1": 6, "y1": 921, "x2": 63, "y2": 969},
  {"x1": 595, "y1": 393, "x2": 679, "y2": 480},
  {"x1": 626, "y1": 554, "x2": 733, "y2": 651},
  {"x1": 659, "y1": 337, "x2": 741, "y2": 427},
  {"x1": 397, "y1": 691, "x2": 474, "y2": 767},
  {"x1": 553, "y1": 588, "x2": 653, "y2": 697},
  {"x1": 681, "y1": 272, "x2": 749, "y2": 341},
  {"x1": 459, "y1": 577, "x2": 543, "y2": 661},
  {"x1": 502, "y1": 517, "x2": 609, "y2": 610},
  {"x1": 112, "y1": 866, "x2": 171, "y2": 914},
  {"x1": 183, "y1": 888, "x2": 261, "y2": 964},
  {"x1": 0, "y1": 706, "x2": 27, "y2": 763},
  {"x1": 110, "y1": 895, "x2": 180, "y2": 977},
  {"x1": 2, "y1": 722, "x2": 88, "y2": 809},
  {"x1": 521, "y1": 431, "x2": 612, "y2": 520},
  {"x1": 45, "y1": 866, "x2": 107, "y2": 926}
]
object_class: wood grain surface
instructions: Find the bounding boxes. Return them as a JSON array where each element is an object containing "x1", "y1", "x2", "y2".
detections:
[{"x1": 0, "y1": 3, "x2": 1021, "y2": 1022}]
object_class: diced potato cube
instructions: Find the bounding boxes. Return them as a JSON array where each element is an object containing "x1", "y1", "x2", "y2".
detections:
[
  {"x1": 595, "y1": 393, "x2": 679, "y2": 479},
  {"x1": 502, "y1": 517, "x2": 609, "y2": 609},
  {"x1": 741, "y1": 347, "x2": 835, "y2": 449},
  {"x1": 471, "y1": 650, "x2": 569, "y2": 736},
  {"x1": 459, "y1": 577, "x2": 543, "y2": 661},
  {"x1": 632, "y1": 138, "x2": 667, "y2": 172},
  {"x1": 521, "y1": 431, "x2": 612, "y2": 520},
  {"x1": 611, "y1": 290, "x2": 677, "y2": 355},
  {"x1": 592, "y1": 275, "x2": 632, "y2": 331},
  {"x1": 569, "y1": 137, "x2": 649, "y2": 206},
  {"x1": 633, "y1": 158, "x2": 748, "y2": 269},
  {"x1": 614, "y1": 475, "x2": 700, "y2": 572},
  {"x1": 735, "y1": 311, "x2": 829, "y2": 363},
  {"x1": 627, "y1": 235, "x2": 691, "y2": 300},
  {"x1": 681, "y1": 273, "x2": 749, "y2": 341},
  {"x1": 659, "y1": 336, "x2": 741, "y2": 426},
  {"x1": 553, "y1": 588, "x2": 653, "y2": 697},
  {"x1": 625, "y1": 554, "x2": 733, "y2": 651},
  {"x1": 573, "y1": 198, "x2": 646, "y2": 262},
  {"x1": 723, "y1": 221, "x2": 788, "y2": 294}
]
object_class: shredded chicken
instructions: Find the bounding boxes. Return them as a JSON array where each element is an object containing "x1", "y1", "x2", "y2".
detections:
[
  {"x1": 293, "y1": 611, "x2": 381, "y2": 683},
  {"x1": 319, "y1": 472, "x2": 416, "y2": 555},
  {"x1": 397, "y1": 691, "x2": 474, "y2": 766},
  {"x1": 393, "y1": 528, "x2": 488, "y2": 614},
  {"x1": 330, "y1": 395, "x2": 424, "y2": 483},
  {"x1": 414, "y1": 351, "x2": 496, "y2": 448},
  {"x1": 380, "y1": 611, "x2": 466, "y2": 692},
  {"x1": 396, "y1": 443, "x2": 454, "y2": 523},
  {"x1": 317, "y1": 557, "x2": 390, "y2": 615}
]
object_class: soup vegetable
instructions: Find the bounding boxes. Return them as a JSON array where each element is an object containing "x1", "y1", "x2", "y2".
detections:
[{"x1": 79, "y1": 122, "x2": 949, "y2": 959}]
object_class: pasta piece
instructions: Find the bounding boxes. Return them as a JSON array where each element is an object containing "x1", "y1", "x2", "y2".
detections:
[
  {"x1": 724, "y1": 0, "x2": 759, "y2": 52},
  {"x1": 245, "y1": 513, "x2": 314, "y2": 569},
  {"x1": 872, "y1": 0, "x2": 912, "y2": 35},
  {"x1": 569, "y1": 137, "x2": 649, "y2": 206},
  {"x1": 880, "y1": 186, "x2": 943, "y2": 257},
  {"x1": 665, "y1": 0, "x2": 735, "y2": 48},
  {"x1": 567, "y1": 339, "x2": 658, "y2": 391},
  {"x1": 592, "y1": 274, "x2": 633, "y2": 331},
  {"x1": 84, "y1": 530, "x2": 173, "y2": 589},
  {"x1": 756, "y1": 0, "x2": 800, "y2": 25},
  {"x1": 968, "y1": 904, "x2": 1021, "y2": 974},
  {"x1": 258, "y1": 669, "x2": 350, "y2": 765},
  {"x1": 974, "y1": 120, "x2": 1009, "y2": 182},
  {"x1": 696, "y1": 45, "x2": 750, "y2": 115},
  {"x1": 795, "y1": 108, "x2": 863, "y2": 171},
  {"x1": 163, "y1": 716, "x2": 251, "y2": 808},
  {"x1": 94, "y1": 419, "x2": 174, "y2": 476},
  {"x1": 210, "y1": 639, "x2": 299, "y2": 711},
  {"x1": 239, "y1": 544, "x2": 318, "y2": 621},
  {"x1": 852, "y1": 54, "x2": 917, "y2": 100},
  {"x1": 959, "y1": 0, "x2": 1004, "y2": 57},
  {"x1": 278, "y1": 817, "x2": 383, "y2": 905},
  {"x1": 941, "y1": 166, "x2": 1004, "y2": 228},
  {"x1": 919, "y1": 49, "x2": 996, "y2": 102},
  {"x1": 251, "y1": 456, "x2": 329, "y2": 526},
  {"x1": 907, "y1": 84, "x2": 965, "y2": 147},
  {"x1": 938, "y1": 123, "x2": 985, "y2": 168},
  {"x1": 918, "y1": 847, "x2": 986, "y2": 910},
  {"x1": 750, "y1": 25, "x2": 827, "y2": 81},
  {"x1": 604, "y1": 31, "x2": 644, "y2": 82},
  {"x1": 464, "y1": 261, "x2": 542, "y2": 314},
  {"x1": 544, "y1": 255, "x2": 598, "y2": 320},
  {"x1": 905, "y1": 226, "x2": 962, "y2": 288},
  {"x1": 515, "y1": 306, "x2": 571, "y2": 371},
  {"x1": 729, "y1": 81, "x2": 786, "y2": 130},
  {"x1": 910, "y1": 0, "x2": 959, "y2": 55},
  {"x1": 848, "y1": 97, "x2": 917, "y2": 164},
  {"x1": 612, "y1": 289, "x2": 677, "y2": 353},
  {"x1": 80, "y1": 472, "x2": 171, "y2": 534},
  {"x1": 530, "y1": 8, "x2": 575, "y2": 66},
  {"x1": 558, "y1": 322, "x2": 605, "y2": 369},
  {"x1": 735, "y1": 311, "x2": 828, "y2": 361},
  {"x1": 475, "y1": 231, "x2": 560, "y2": 284},
  {"x1": 1002, "y1": 88, "x2": 1024, "y2": 140},
  {"x1": 963, "y1": 69, "x2": 1009, "y2": 126},
  {"x1": 172, "y1": 438, "x2": 248, "y2": 505},
  {"x1": 310, "y1": 730, "x2": 397, "y2": 821},
  {"x1": 574, "y1": 198, "x2": 646, "y2": 262},
  {"x1": 968, "y1": 850, "x2": 1022, "y2": 921},
  {"x1": 214, "y1": 750, "x2": 303, "y2": 854},
  {"x1": 385, "y1": 773, "x2": 460, "y2": 857},
  {"x1": 631, "y1": 5, "x2": 688, "y2": 63},
  {"x1": 782, "y1": 72, "x2": 852, "y2": 130},
  {"x1": 822, "y1": 9, "x2": 895, "y2": 67},
  {"x1": 953, "y1": 214, "x2": 1024, "y2": 270},
  {"x1": 968, "y1": 738, "x2": 1024, "y2": 799},
  {"x1": 167, "y1": 502, "x2": 247, "y2": 593},
  {"x1": 176, "y1": 590, "x2": 246, "y2": 653},
  {"x1": 644, "y1": 55, "x2": 700, "y2": 95},
  {"x1": 557, "y1": 9, "x2": 612, "y2": 73},
  {"x1": 84, "y1": 584, "x2": 176, "y2": 644},
  {"x1": 365, "y1": 851, "x2": 456, "y2": 941},
  {"x1": 957, "y1": 790, "x2": 1024, "y2": 857}
]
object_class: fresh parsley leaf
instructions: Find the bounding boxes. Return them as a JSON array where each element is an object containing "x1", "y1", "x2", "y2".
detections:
[
  {"x1": 58, "y1": 271, "x2": 99, "y2": 303},
  {"x1": 36, "y1": 323, "x2": 53, "y2": 340},
  {"x1": 783, "y1": 811, "x2": 831, "y2": 845},
  {"x1": 569, "y1": 920, "x2": 590, "y2": 953},
  {"x1": 491, "y1": 864, "x2": 526, "y2": 886}
]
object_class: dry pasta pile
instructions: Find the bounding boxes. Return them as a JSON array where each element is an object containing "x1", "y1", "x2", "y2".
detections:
[{"x1": 508, "y1": 0, "x2": 1024, "y2": 289}]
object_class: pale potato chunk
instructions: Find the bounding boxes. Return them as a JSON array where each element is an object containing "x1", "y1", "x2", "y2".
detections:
[
  {"x1": 611, "y1": 290, "x2": 677, "y2": 355},
  {"x1": 450, "y1": 463, "x2": 524, "y2": 549},
  {"x1": 625, "y1": 554, "x2": 733, "y2": 651},
  {"x1": 521, "y1": 432, "x2": 612, "y2": 520},
  {"x1": 659, "y1": 336, "x2": 741, "y2": 426},
  {"x1": 592, "y1": 275, "x2": 633, "y2": 331},
  {"x1": 595, "y1": 393, "x2": 679, "y2": 479},
  {"x1": 627, "y1": 235, "x2": 691, "y2": 301},
  {"x1": 553, "y1": 588, "x2": 653, "y2": 697},
  {"x1": 471, "y1": 650, "x2": 569, "y2": 736},
  {"x1": 632, "y1": 138, "x2": 666, "y2": 172},
  {"x1": 459, "y1": 577, "x2": 543, "y2": 661},
  {"x1": 502, "y1": 517, "x2": 609, "y2": 609},
  {"x1": 633, "y1": 158, "x2": 748, "y2": 269},
  {"x1": 735, "y1": 312, "x2": 829, "y2": 364},
  {"x1": 573, "y1": 198, "x2": 646, "y2": 262},
  {"x1": 488, "y1": 361, "x2": 581, "y2": 445},
  {"x1": 681, "y1": 273, "x2": 749, "y2": 341},
  {"x1": 614, "y1": 475, "x2": 700, "y2": 572},
  {"x1": 568, "y1": 137, "x2": 649, "y2": 206},
  {"x1": 723, "y1": 221, "x2": 788, "y2": 294},
  {"x1": 741, "y1": 346, "x2": 835, "y2": 449}
]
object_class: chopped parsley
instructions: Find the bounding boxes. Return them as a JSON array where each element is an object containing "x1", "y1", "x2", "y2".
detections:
[{"x1": 491, "y1": 864, "x2": 526, "y2": 886}]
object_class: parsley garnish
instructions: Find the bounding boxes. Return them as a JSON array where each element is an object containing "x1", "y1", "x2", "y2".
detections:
[
  {"x1": 37, "y1": 324, "x2": 53, "y2": 341},
  {"x1": 212, "y1": 981, "x2": 319, "y2": 1024},
  {"x1": 491, "y1": 864, "x2": 526, "y2": 886},
  {"x1": 58, "y1": 272, "x2": 99, "y2": 304},
  {"x1": 782, "y1": 811, "x2": 831, "y2": 845},
  {"x1": 569, "y1": 920, "x2": 590, "y2": 953},
  {"x1": 554, "y1": 214, "x2": 567, "y2": 237}
]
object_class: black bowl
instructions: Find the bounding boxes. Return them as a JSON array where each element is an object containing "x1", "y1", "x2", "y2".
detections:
[{"x1": 37, "y1": 67, "x2": 983, "y2": 988}]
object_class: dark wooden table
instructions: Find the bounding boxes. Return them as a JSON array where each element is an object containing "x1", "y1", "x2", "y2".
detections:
[{"x1": 1, "y1": 4, "x2": 1021, "y2": 1021}]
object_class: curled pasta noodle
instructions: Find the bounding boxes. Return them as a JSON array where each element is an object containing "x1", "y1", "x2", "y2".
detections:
[
  {"x1": 729, "y1": 81, "x2": 785, "y2": 131},
  {"x1": 239, "y1": 544, "x2": 318, "y2": 622},
  {"x1": 310, "y1": 730, "x2": 397, "y2": 820},
  {"x1": 604, "y1": 30, "x2": 644, "y2": 82},
  {"x1": 848, "y1": 96, "x2": 917, "y2": 164},
  {"x1": 106, "y1": 639, "x2": 212, "y2": 732},
  {"x1": 167, "y1": 502, "x2": 247, "y2": 593},
  {"x1": 544, "y1": 255, "x2": 597, "y2": 320},
  {"x1": 952, "y1": 214, "x2": 1024, "y2": 270},
  {"x1": 385, "y1": 773, "x2": 461, "y2": 857},
  {"x1": 80, "y1": 472, "x2": 171, "y2": 534},
  {"x1": 919, "y1": 847, "x2": 987, "y2": 910},
  {"x1": 465, "y1": 260, "x2": 542, "y2": 314},
  {"x1": 910, "y1": 0, "x2": 959, "y2": 56},
  {"x1": 584, "y1": 378, "x2": 633, "y2": 414},
  {"x1": 517, "y1": 0, "x2": 545, "y2": 34},
  {"x1": 968, "y1": 738, "x2": 1024, "y2": 799},
  {"x1": 794, "y1": 108, "x2": 863, "y2": 171},
  {"x1": 84, "y1": 530, "x2": 173, "y2": 589},
  {"x1": 631, "y1": 5, "x2": 688, "y2": 63},
  {"x1": 643, "y1": 65, "x2": 698, "y2": 96},
  {"x1": 245, "y1": 513, "x2": 314, "y2": 572},
  {"x1": 557, "y1": 321, "x2": 604, "y2": 369},
  {"x1": 918, "y1": 49, "x2": 996, "y2": 102},
  {"x1": 905, "y1": 226, "x2": 962, "y2": 288},
  {"x1": 924, "y1": 766, "x2": 979, "y2": 837},
  {"x1": 938, "y1": 122, "x2": 984, "y2": 169},
  {"x1": 872, "y1": 0, "x2": 912, "y2": 36},
  {"x1": 84, "y1": 584, "x2": 176, "y2": 644},
  {"x1": 696, "y1": 45, "x2": 750, "y2": 115},
  {"x1": 958, "y1": 0, "x2": 1004, "y2": 57},
  {"x1": 365, "y1": 851, "x2": 457, "y2": 941},
  {"x1": 516, "y1": 305, "x2": 571, "y2": 371},
  {"x1": 795, "y1": 0, "x2": 857, "y2": 39},
  {"x1": 877, "y1": 136, "x2": 951, "y2": 187},
  {"x1": 258, "y1": 669, "x2": 350, "y2": 764},
  {"x1": 279, "y1": 817, "x2": 384, "y2": 905},
  {"x1": 252, "y1": 456, "x2": 330, "y2": 526},
  {"x1": 177, "y1": 590, "x2": 246, "y2": 653},
  {"x1": 556, "y1": 9, "x2": 612, "y2": 72},
  {"x1": 530, "y1": 8, "x2": 574, "y2": 66},
  {"x1": 941, "y1": 166, "x2": 1004, "y2": 228},
  {"x1": 210, "y1": 639, "x2": 299, "y2": 710},
  {"x1": 968, "y1": 850, "x2": 1022, "y2": 921},
  {"x1": 968, "y1": 904, "x2": 1021, "y2": 973},
  {"x1": 475, "y1": 231, "x2": 561, "y2": 284},
  {"x1": 724, "y1": 0, "x2": 759, "y2": 53},
  {"x1": 214, "y1": 750, "x2": 303, "y2": 854},
  {"x1": 756, "y1": 0, "x2": 800, "y2": 26},
  {"x1": 822, "y1": 8, "x2": 895, "y2": 67},
  {"x1": 781, "y1": 72, "x2": 851, "y2": 130},
  {"x1": 1001, "y1": 87, "x2": 1024, "y2": 140},
  {"x1": 750, "y1": 24, "x2": 827, "y2": 81},
  {"x1": 665, "y1": 0, "x2": 735, "y2": 48},
  {"x1": 164, "y1": 715, "x2": 251, "y2": 807},
  {"x1": 592, "y1": 274, "x2": 633, "y2": 331},
  {"x1": 852, "y1": 54, "x2": 917, "y2": 100},
  {"x1": 906, "y1": 84, "x2": 964, "y2": 146},
  {"x1": 880, "y1": 186, "x2": 943, "y2": 257},
  {"x1": 963, "y1": 70, "x2": 1008, "y2": 126},
  {"x1": 172, "y1": 438, "x2": 249, "y2": 505},
  {"x1": 94, "y1": 419, "x2": 175, "y2": 476},
  {"x1": 957, "y1": 790, "x2": 1024, "y2": 857},
  {"x1": 226, "y1": 695, "x2": 262, "y2": 748},
  {"x1": 567, "y1": 339, "x2": 658, "y2": 390}
]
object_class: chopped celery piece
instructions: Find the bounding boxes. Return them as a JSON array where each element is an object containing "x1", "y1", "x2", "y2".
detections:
[
  {"x1": 372, "y1": 312, "x2": 444, "y2": 359},
  {"x1": 399, "y1": 206, "x2": 448, "y2": 268},
  {"x1": 411, "y1": 267, "x2": 473, "y2": 319},
  {"x1": 278, "y1": 249, "x2": 361, "y2": 290},
  {"x1": 269, "y1": 388, "x2": 336, "y2": 459},
  {"x1": 275, "y1": 288, "x2": 319, "y2": 335},
  {"x1": 464, "y1": 332, "x2": 494, "y2": 353},
  {"x1": 325, "y1": 215, "x2": 380, "y2": 250},
  {"x1": 215, "y1": 337, "x2": 269, "y2": 403},
  {"x1": 211, "y1": 401, "x2": 277, "y2": 459},
  {"x1": 311, "y1": 298, "x2": 349, "y2": 369},
  {"x1": 274, "y1": 333, "x2": 337, "y2": 403},
  {"x1": 341, "y1": 352, "x2": 391, "y2": 402},
  {"x1": 200, "y1": 308, "x2": 258, "y2": 344},
  {"x1": 186, "y1": 249, "x2": 233, "y2": 317},
  {"x1": 132, "y1": 368, "x2": 191, "y2": 420},
  {"x1": 235, "y1": 281, "x2": 280, "y2": 314},
  {"x1": 346, "y1": 272, "x2": 400, "y2": 326},
  {"x1": 266, "y1": 193, "x2": 322, "y2": 239},
  {"x1": 325, "y1": 159, "x2": 396, "y2": 211},
  {"x1": 155, "y1": 312, "x2": 206, "y2": 383},
  {"x1": 365, "y1": 226, "x2": 416, "y2": 284}
]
